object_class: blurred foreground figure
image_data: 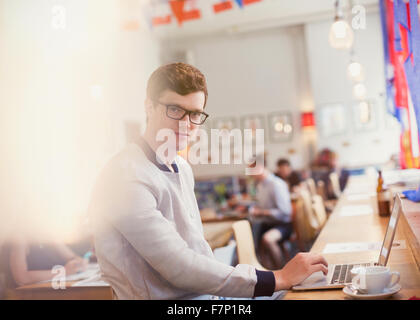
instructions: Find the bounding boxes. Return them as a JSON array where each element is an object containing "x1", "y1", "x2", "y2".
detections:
[{"x1": 1, "y1": 237, "x2": 87, "y2": 288}]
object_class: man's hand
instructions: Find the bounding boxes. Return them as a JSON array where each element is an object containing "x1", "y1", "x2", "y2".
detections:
[
  {"x1": 64, "y1": 257, "x2": 88, "y2": 275},
  {"x1": 249, "y1": 207, "x2": 270, "y2": 217},
  {"x1": 273, "y1": 252, "x2": 328, "y2": 290}
]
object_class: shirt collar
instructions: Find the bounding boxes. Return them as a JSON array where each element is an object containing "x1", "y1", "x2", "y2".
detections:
[{"x1": 136, "y1": 137, "x2": 179, "y2": 173}]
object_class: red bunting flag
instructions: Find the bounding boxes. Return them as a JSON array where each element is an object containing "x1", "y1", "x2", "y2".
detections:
[
  {"x1": 213, "y1": 1, "x2": 233, "y2": 14},
  {"x1": 152, "y1": 15, "x2": 172, "y2": 26},
  {"x1": 243, "y1": 0, "x2": 262, "y2": 5},
  {"x1": 169, "y1": 0, "x2": 201, "y2": 26},
  {"x1": 169, "y1": 0, "x2": 185, "y2": 25}
]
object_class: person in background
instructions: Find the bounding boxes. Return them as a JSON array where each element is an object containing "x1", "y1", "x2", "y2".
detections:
[
  {"x1": 311, "y1": 148, "x2": 349, "y2": 200},
  {"x1": 274, "y1": 158, "x2": 303, "y2": 192},
  {"x1": 5, "y1": 236, "x2": 88, "y2": 287},
  {"x1": 249, "y1": 155, "x2": 294, "y2": 270}
]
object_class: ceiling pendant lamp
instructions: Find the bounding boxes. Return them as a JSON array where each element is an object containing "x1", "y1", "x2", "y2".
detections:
[
  {"x1": 347, "y1": 60, "x2": 364, "y2": 81},
  {"x1": 329, "y1": 0, "x2": 354, "y2": 50}
]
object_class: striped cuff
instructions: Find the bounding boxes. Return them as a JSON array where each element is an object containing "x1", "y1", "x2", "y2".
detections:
[{"x1": 253, "y1": 270, "x2": 275, "y2": 297}]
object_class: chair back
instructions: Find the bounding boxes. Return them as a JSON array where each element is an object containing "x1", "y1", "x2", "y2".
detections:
[
  {"x1": 316, "y1": 180, "x2": 327, "y2": 200},
  {"x1": 329, "y1": 172, "x2": 342, "y2": 198},
  {"x1": 232, "y1": 220, "x2": 267, "y2": 271},
  {"x1": 293, "y1": 188, "x2": 320, "y2": 243},
  {"x1": 299, "y1": 188, "x2": 320, "y2": 230},
  {"x1": 311, "y1": 194, "x2": 328, "y2": 228},
  {"x1": 305, "y1": 178, "x2": 317, "y2": 197}
]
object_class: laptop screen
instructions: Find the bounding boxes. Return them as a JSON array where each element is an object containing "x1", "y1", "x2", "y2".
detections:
[{"x1": 378, "y1": 194, "x2": 402, "y2": 266}]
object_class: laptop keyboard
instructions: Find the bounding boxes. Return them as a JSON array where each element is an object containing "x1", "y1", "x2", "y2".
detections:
[{"x1": 330, "y1": 263, "x2": 371, "y2": 285}]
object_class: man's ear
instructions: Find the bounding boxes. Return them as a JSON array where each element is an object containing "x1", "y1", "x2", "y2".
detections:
[
  {"x1": 145, "y1": 98, "x2": 156, "y2": 123},
  {"x1": 145, "y1": 97, "x2": 153, "y2": 114}
]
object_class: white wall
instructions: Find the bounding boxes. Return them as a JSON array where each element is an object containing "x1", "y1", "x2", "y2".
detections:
[
  {"x1": 161, "y1": 24, "x2": 313, "y2": 177},
  {"x1": 304, "y1": 12, "x2": 401, "y2": 168}
]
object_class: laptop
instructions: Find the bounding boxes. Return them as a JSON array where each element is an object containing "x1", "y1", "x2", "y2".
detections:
[{"x1": 292, "y1": 193, "x2": 403, "y2": 291}]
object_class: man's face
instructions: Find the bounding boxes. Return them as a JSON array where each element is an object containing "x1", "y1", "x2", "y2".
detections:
[
  {"x1": 146, "y1": 89, "x2": 206, "y2": 151},
  {"x1": 249, "y1": 163, "x2": 266, "y2": 181},
  {"x1": 277, "y1": 164, "x2": 291, "y2": 179}
]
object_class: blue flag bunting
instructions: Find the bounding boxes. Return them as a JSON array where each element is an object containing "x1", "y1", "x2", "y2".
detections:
[
  {"x1": 234, "y1": 0, "x2": 243, "y2": 8},
  {"x1": 394, "y1": 0, "x2": 420, "y2": 142}
]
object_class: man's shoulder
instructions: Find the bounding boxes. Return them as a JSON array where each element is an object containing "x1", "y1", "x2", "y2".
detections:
[
  {"x1": 100, "y1": 143, "x2": 157, "y2": 182},
  {"x1": 268, "y1": 174, "x2": 289, "y2": 189}
]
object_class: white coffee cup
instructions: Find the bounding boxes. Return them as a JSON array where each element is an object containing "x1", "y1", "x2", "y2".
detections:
[{"x1": 351, "y1": 266, "x2": 400, "y2": 294}]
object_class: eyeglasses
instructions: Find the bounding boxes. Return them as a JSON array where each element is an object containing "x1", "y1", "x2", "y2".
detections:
[{"x1": 155, "y1": 101, "x2": 209, "y2": 125}]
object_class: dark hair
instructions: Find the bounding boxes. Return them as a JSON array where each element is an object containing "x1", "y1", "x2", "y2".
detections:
[
  {"x1": 276, "y1": 158, "x2": 290, "y2": 167},
  {"x1": 147, "y1": 62, "x2": 208, "y2": 108},
  {"x1": 313, "y1": 148, "x2": 337, "y2": 169}
]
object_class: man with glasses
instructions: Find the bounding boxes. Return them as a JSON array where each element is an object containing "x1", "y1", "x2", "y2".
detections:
[{"x1": 88, "y1": 63, "x2": 328, "y2": 300}]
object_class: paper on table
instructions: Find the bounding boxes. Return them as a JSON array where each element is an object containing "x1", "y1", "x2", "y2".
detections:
[
  {"x1": 346, "y1": 194, "x2": 372, "y2": 202},
  {"x1": 65, "y1": 263, "x2": 101, "y2": 281},
  {"x1": 339, "y1": 205, "x2": 373, "y2": 217},
  {"x1": 344, "y1": 189, "x2": 376, "y2": 197},
  {"x1": 71, "y1": 274, "x2": 109, "y2": 287},
  {"x1": 322, "y1": 240, "x2": 406, "y2": 254},
  {"x1": 36, "y1": 263, "x2": 101, "y2": 284}
]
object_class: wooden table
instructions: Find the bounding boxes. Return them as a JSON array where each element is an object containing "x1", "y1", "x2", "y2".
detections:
[
  {"x1": 284, "y1": 175, "x2": 420, "y2": 300},
  {"x1": 9, "y1": 281, "x2": 113, "y2": 300}
]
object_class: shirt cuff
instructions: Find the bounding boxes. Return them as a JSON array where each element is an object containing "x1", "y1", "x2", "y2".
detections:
[{"x1": 253, "y1": 270, "x2": 276, "y2": 297}]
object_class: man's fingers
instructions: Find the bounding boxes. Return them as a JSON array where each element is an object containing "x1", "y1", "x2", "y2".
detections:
[
  {"x1": 308, "y1": 254, "x2": 328, "y2": 267},
  {"x1": 310, "y1": 264, "x2": 329, "y2": 276}
]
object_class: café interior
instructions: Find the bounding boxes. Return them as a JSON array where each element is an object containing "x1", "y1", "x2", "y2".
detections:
[{"x1": 1, "y1": 0, "x2": 420, "y2": 300}]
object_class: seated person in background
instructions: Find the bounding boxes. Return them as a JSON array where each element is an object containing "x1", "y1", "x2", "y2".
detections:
[
  {"x1": 274, "y1": 158, "x2": 303, "y2": 192},
  {"x1": 249, "y1": 155, "x2": 293, "y2": 270},
  {"x1": 311, "y1": 148, "x2": 349, "y2": 200},
  {"x1": 6, "y1": 236, "x2": 88, "y2": 287}
]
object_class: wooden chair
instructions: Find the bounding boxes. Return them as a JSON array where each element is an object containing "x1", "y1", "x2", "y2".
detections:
[
  {"x1": 329, "y1": 172, "x2": 342, "y2": 198},
  {"x1": 299, "y1": 187, "x2": 321, "y2": 233},
  {"x1": 311, "y1": 194, "x2": 328, "y2": 228},
  {"x1": 305, "y1": 178, "x2": 317, "y2": 197},
  {"x1": 232, "y1": 220, "x2": 267, "y2": 271},
  {"x1": 290, "y1": 187, "x2": 324, "y2": 252},
  {"x1": 316, "y1": 180, "x2": 327, "y2": 200},
  {"x1": 290, "y1": 198, "x2": 308, "y2": 252}
]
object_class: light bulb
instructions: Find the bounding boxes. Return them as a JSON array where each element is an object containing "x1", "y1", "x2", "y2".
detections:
[
  {"x1": 274, "y1": 122, "x2": 283, "y2": 132},
  {"x1": 347, "y1": 61, "x2": 364, "y2": 81},
  {"x1": 284, "y1": 124, "x2": 292, "y2": 134},
  {"x1": 329, "y1": 20, "x2": 354, "y2": 49},
  {"x1": 353, "y1": 83, "x2": 367, "y2": 100}
]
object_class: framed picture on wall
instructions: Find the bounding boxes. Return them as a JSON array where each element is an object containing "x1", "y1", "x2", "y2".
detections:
[
  {"x1": 317, "y1": 103, "x2": 347, "y2": 137},
  {"x1": 352, "y1": 99, "x2": 377, "y2": 132},
  {"x1": 267, "y1": 111, "x2": 293, "y2": 143},
  {"x1": 211, "y1": 117, "x2": 239, "y2": 132},
  {"x1": 210, "y1": 117, "x2": 240, "y2": 162}
]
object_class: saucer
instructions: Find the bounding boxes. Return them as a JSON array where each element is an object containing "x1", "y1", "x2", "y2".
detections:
[{"x1": 343, "y1": 284, "x2": 401, "y2": 300}]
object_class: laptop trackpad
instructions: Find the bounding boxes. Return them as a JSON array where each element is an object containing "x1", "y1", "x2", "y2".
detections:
[{"x1": 292, "y1": 271, "x2": 328, "y2": 290}]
